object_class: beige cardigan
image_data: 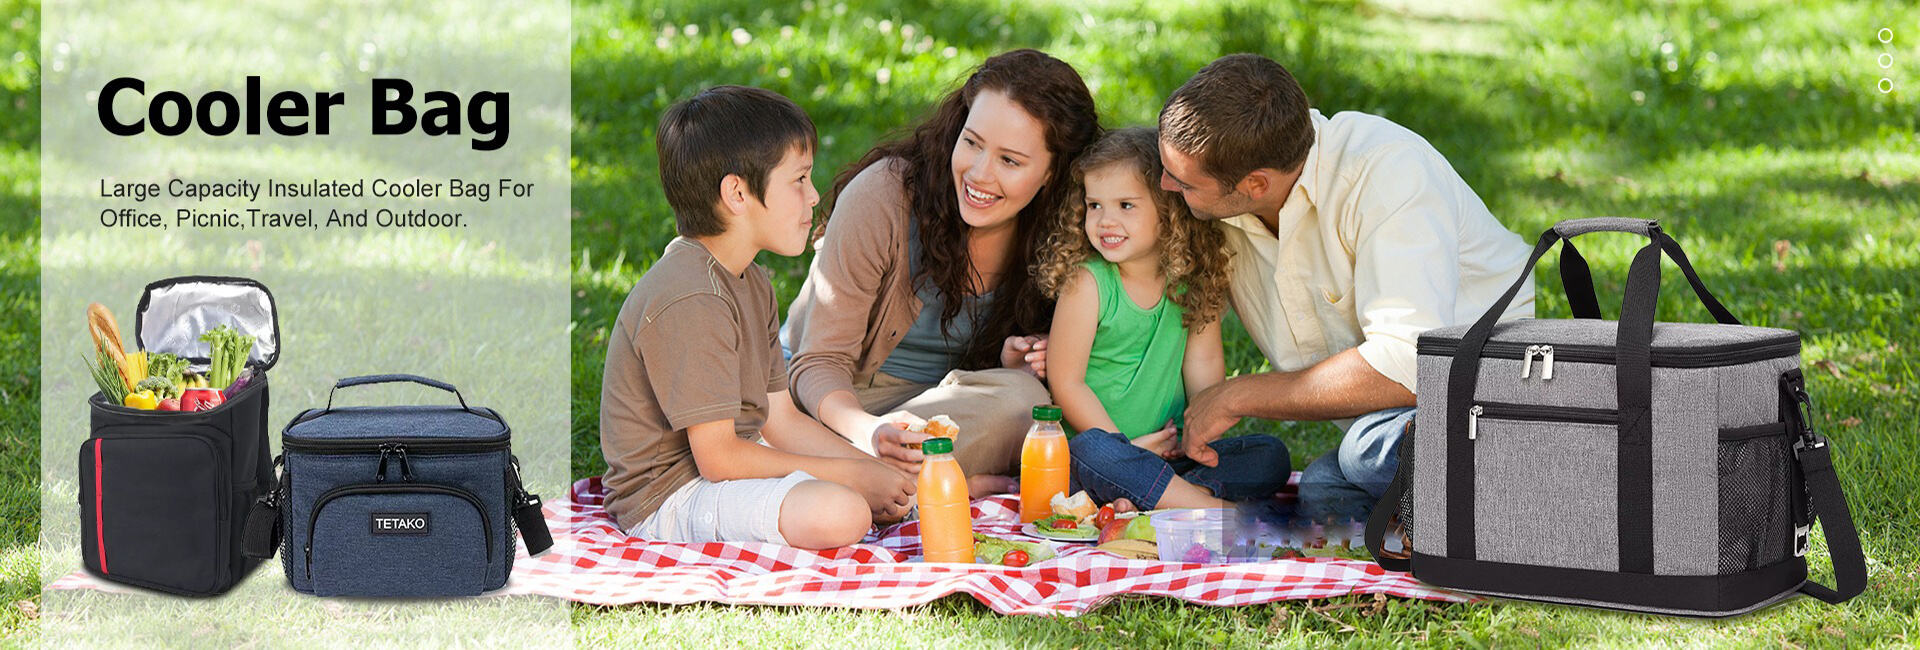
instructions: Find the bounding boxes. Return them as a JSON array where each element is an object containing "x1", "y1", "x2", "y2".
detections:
[{"x1": 785, "y1": 158, "x2": 926, "y2": 415}]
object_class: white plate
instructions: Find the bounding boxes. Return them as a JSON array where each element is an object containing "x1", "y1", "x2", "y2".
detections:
[{"x1": 1020, "y1": 523, "x2": 1098, "y2": 543}]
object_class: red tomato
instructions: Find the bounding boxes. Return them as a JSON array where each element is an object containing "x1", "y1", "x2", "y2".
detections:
[
  {"x1": 1002, "y1": 549, "x2": 1029, "y2": 567},
  {"x1": 157, "y1": 398, "x2": 181, "y2": 412},
  {"x1": 1094, "y1": 506, "x2": 1115, "y2": 530},
  {"x1": 1053, "y1": 519, "x2": 1077, "y2": 530}
]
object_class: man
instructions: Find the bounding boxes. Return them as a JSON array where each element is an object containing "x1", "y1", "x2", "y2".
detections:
[{"x1": 1157, "y1": 54, "x2": 1535, "y2": 521}]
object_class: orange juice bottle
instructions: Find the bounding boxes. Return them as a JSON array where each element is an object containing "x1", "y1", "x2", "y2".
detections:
[
  {"x1": 917, "y1": 437, "x2": 974, "y2": 563},
  {"x1": 1019, "y1": 405, "x2": 1070, "y2": 523}
]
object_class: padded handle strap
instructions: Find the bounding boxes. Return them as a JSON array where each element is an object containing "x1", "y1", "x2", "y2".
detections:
[{"x1": 326, "y1": 374, "x2": 471, "y2": 411}]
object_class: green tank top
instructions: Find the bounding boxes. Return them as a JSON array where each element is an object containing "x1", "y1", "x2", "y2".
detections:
[{"x1": 1079, "y1": 260, "x2": 1189, "y2": 439}]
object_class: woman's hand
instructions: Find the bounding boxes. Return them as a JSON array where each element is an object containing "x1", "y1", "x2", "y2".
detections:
[
  {"x1": 1000, "y1": 335, "x2": 1049, "y2": 379},
  {"x1": 867, "y1": 410, "x2": 929, "y2": 474}
]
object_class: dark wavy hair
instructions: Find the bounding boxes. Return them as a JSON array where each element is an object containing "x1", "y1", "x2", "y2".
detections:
[{"x1": 828, "y1": 49, "x2": 1101, "y2": 370}]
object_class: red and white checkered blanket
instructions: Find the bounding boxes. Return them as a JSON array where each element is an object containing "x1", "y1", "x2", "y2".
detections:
[
  {"x1": 50, "y1": 476, "x2": 1470, "y2": 614},
  {"x1": 500, "y1": 476, "x2": 1470, "y2": 615}
]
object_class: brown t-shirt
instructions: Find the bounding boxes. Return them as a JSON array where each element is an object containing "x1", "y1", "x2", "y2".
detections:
[{"x1": 600, "y1": 237, "x2": 787, "y2": 530}]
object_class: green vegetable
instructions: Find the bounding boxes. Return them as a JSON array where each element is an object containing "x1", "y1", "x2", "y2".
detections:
[
  {"x1": 1035, "y1": 515, "x2": 1097, "y2": 539},
  {"x1": 134, "y1": 376, "x2": 174, "y2": 396},
  {"x1": 86, "y1": 349, "x2": 129, "y2": 404},
  {"x1": 972, "y1": 534, "x2": 1056, "y2": 565},
  {"x1": 145, "y1": 353, "x2": 190, "y2": 397},
  {"x1": 198, "y1": 325, "x2": 255, "y2": 391}
]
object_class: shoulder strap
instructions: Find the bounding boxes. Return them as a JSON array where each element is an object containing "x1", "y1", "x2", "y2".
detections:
[
  {"x1": 242, "y1": 456, "x2": 285, "y2": 559},
  {"x1": 1781, "y1": 370, "x2": 1867, "y2": 603},
  {"x1": 1794, "y1": 436, "x2": 1867, "y2": 603}
]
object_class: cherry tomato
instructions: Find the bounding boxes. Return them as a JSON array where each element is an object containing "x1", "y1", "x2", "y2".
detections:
[
  {"x1": 1094, "y1": 506, "x2": 1115, "y2": 530},
  {"x1": 1053, "y1": 519, "x2": 1077, "y2": 530},
  {"x1": 1002, "y1": 549, "x2": 1029, "y2": 567}
]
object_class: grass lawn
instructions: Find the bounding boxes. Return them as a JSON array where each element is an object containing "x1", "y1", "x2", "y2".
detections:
[{"x1": 3, "y1": 0, "x2": 1917, "y2": 647}]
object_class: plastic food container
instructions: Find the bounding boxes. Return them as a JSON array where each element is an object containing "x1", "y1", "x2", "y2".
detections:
[{"x1": 1152, "y1": 508, "x2": 1230, "y2": 563}]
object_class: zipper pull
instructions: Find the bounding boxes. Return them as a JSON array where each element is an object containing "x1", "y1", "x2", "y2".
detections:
[
  {"x1": 1467, "y1": 405, "x2": 1483, "y2": 440},
  {"x1": 1520, "y1": 346, "x2": 1538, "y2": 379},
  {"x1": 374, "y1": 443, "x2": 394, "y2": 483},
  {"x1": 395, "y1": 444, "x2": 415, "y2": 482},
  {"x1": 1539, "y1": 345, "x2": 1555, "y2": 380}
]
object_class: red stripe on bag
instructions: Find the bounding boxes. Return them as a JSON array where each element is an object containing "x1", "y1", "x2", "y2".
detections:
[{"x1": 94, "y1": 440, "x2": 108, "y2": 575}]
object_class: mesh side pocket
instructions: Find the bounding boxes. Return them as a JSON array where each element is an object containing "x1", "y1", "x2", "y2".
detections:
[{"x1": 1717, "y1": 431, "x2": 1794, "y2": 573}]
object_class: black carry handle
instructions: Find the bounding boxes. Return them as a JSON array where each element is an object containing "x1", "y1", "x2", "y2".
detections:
[
  {"x1": 242, "y1": 457, "x2": 285, "y2": 559},
  {"x1": 326, "y1": 374, "x2": 472, "y2": 412},
  {"x1": 1554, "y1": 219, "x2": 1742, "y2": 325},
  {"x1": 1443, "y1": 218, "x2": 1740, "y2": 573}
]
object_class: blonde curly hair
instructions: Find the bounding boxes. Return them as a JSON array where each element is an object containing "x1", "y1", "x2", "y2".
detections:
[{"x1": 1033, "y1": 126, "x2": 1233, "y2": 330}]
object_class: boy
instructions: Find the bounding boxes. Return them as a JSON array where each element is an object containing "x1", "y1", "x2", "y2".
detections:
[{"x1": 601, "y1": 86, "x2": 914, "y2": 549}]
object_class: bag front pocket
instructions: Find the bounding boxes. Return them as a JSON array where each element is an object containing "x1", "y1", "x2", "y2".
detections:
[
  {"x1": 1468, "y1": 402, "x2": 1621, "y2": 572},
  {"x1": 304, "y1": 483, "x2": 492, "y2": 597},
  {"x1": 79, "y1": 427, "x2": 231, "y2": 595}
]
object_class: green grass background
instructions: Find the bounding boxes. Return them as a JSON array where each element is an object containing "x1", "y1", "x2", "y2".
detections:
[{"x1": 8, "y1": 0, "x2": 1920, "y2": 647}]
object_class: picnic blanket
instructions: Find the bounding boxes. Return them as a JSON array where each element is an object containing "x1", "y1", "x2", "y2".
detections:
[
  {"x1": 51, "y1": 475, "x2": 1471, "y2": 615},
  {"x1": 504, "y1": 475, "x2": 1470, "y2": 615}
]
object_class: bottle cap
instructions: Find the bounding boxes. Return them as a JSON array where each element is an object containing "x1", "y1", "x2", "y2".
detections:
[
  {"x1": 1032, "y1": 405, "x2": 1063, "y2": 421},
  {"x1": 922, "y1": 436, "x2": 954, "y2": 455}
]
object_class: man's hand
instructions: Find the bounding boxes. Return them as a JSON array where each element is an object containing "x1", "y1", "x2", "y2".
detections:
[
  {"x1": 1130, "y1": 421, "x2": 1184, "y2": 460},
  {"x1": 1001, "y1": 335, "x2": 1049, "y2": 379},
  {"x1": 868, "y1": 410, "x2": 929, "y2": 474},
  {"x1": 1182, "y1": 378, "x2": 1244, "y2": 467}
]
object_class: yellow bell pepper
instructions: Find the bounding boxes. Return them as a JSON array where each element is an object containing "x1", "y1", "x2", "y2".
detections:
[{"x1": 123, "y1": 390, "x2": 159, "y2": 410}]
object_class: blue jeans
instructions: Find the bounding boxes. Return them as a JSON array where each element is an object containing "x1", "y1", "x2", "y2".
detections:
[
  {"x1": 1298, "y1": 407, "x2": 1415, "y2": 523},
  {"x1": 1068, "y1": 429, "x2": 1291, "y2": 510}
]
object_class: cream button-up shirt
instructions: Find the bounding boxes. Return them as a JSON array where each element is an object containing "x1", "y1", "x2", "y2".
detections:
[{"x1": 1217, "y1": 109, "x2": 1535, "y2": 396}]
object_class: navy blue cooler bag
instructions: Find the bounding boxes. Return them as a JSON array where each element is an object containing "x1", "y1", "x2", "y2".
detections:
[{"x1": 243, "y1": 374, "x2": 552, "y2": 597}]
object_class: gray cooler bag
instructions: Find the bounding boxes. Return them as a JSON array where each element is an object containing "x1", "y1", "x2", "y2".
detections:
[
  {"x1": 242, "y1": 374, "x2": 552, "y2": 597},
  {"x1": 1364, "y1": 218, "x2": 1865, "y2": 616}
]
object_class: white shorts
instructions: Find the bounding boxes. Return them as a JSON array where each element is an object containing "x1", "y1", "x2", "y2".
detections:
[{"x1": 627, "y1": 470, "x2": 814, "y2": 545}]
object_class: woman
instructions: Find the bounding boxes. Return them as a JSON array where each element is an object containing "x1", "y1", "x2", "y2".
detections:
[{"x1": 786, "y1": 49, "x2": 1100, "y2": 494}]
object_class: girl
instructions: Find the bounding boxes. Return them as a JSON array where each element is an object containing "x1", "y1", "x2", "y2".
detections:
[
  {"x1": 784, "y1": 49, "x2": 1101, "y2": 495},
  {"x1": 1036, "y1": 127, "x2": 1290, "y2": 510}
]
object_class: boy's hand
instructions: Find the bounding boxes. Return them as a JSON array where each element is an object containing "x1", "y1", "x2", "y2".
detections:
[
  {"x1": 1131, "y1": 421, "x2": 1184, "y2": 460},
  {"x1": 869, "y1": 411, "x2": 928, "y2": 474},
  {"x1": 1000, "y1": 335, "x2": 1049, "y2": 379},
  {"x1": 842, "y1": 458, "x2": 915, "y2": 524}
]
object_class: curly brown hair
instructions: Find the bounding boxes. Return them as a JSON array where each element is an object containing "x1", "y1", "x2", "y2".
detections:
[
  {"x1": 827, "y1": 49, "x2": 1101, "y2": 370},
  {"x1": 1033, "y1": 127, "x2": 1233, "y2": 330}
]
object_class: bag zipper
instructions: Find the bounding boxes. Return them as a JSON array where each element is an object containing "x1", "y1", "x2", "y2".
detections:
[
  {"x1": 304, "y1": 482, "x2": 493, "y2": 580},
  {"x1": 282, "y1": 435, "x2": 511, "y2": 455},
  {"x1": 1418, "y1": 336, "x2": 1800, "y2": 369},
  {"x1": 1467, "y1": 402, "x2": 1618, "y2": 440}
]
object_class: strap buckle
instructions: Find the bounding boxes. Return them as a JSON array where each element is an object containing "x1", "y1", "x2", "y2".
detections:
[
  {"x1": 1793, "y1": 434, "x2": 1828, "y2": 458},
  {"x1": 1793, "y1": 524, "x2": 1812, "y2": 557}
]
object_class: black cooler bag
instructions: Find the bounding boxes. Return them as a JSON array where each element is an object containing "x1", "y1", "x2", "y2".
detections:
[
  {"x1": 244, "y1": 374, "x2": 552, "y2": 597},
  {"x1": 1364, "y1": 218, "x2": 1867, "y2": 616},
  {"x1": 81, "y1": 276, "x2": 280, "y2": 596}
]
